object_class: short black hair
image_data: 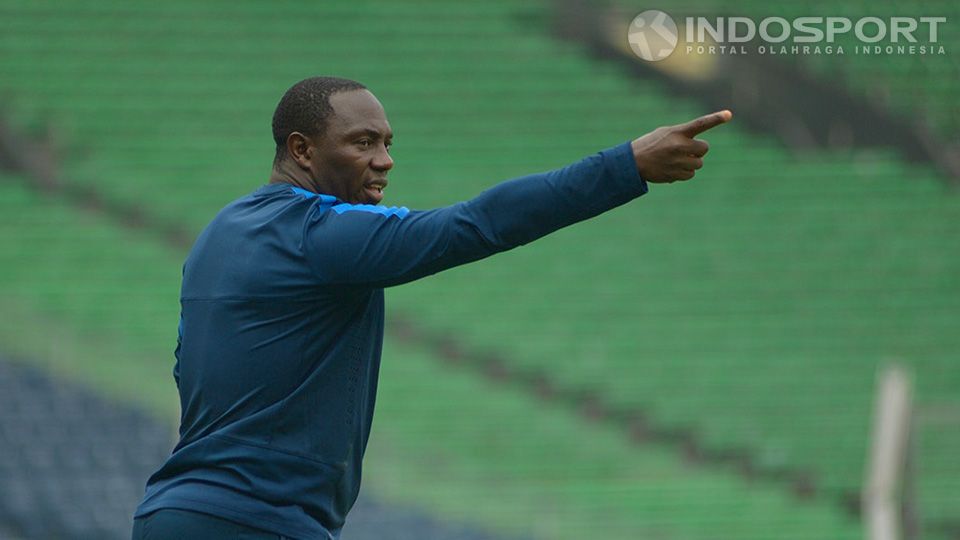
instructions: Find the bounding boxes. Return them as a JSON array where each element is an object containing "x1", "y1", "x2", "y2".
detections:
[{"x1": 272, "y1": 76, "x2": 367, "y2": 165}]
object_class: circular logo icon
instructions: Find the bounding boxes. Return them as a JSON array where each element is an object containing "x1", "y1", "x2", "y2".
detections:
[{"x1": 628, "y1": 10, "x2": 678, "y2": 61}]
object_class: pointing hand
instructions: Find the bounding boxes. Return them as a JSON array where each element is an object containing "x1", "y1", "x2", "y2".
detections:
[{"x1": 631, "y1": 110, "x2": 733, "y2": 183}]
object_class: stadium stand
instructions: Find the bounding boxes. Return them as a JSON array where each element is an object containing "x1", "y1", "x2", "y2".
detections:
[
  {"x1": 0, "y1": 353, "x2": 528, "y2": 540},
  {"x1": 0, "y1": 356, "x2": 173, "y2": 539},
  {"x1": 0, "y1": 0, "x2": 957, "y2": 538}
]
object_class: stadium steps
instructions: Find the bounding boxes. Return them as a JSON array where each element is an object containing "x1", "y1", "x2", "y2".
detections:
[{"x1": 368, "y1": 338, "x2": 865, "y2": 539}]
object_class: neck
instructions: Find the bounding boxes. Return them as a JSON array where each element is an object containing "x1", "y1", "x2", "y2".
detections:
[{"x1": 269, "y1": 159, "x2": 321, "y2": 193}]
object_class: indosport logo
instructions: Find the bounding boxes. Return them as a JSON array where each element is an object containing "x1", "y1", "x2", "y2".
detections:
[
  {"x1": 627, "y1": 11, "x2": 947, "y2": 60},
  {"x1": 628, "y1": 10, "x2": 679, "y2": 62}
]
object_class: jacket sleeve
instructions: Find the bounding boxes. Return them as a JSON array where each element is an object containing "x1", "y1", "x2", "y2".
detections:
[{"x1": 303, "y1": 141, "x2": 647, "y2": 288}]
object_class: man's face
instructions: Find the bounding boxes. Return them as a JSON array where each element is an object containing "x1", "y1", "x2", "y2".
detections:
[{"x1": 308, "y1": 89, "x2": 394, "y2": 205}]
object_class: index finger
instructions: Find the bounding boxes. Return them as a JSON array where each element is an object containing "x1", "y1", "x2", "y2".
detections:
[{"x1": 675, "y1": 110, "x2": 733, "y2": 137}]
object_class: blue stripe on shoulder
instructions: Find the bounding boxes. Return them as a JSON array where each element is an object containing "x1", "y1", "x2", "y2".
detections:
[
  {"x1": 332, "y1": 203, "x2": 410, "y2": 219},
  {"x1": 289, "y1": 186, "x2": 408, "y2": 219},
  {"x1": 290, "y1": 186, "x2": 338, "y2": 205}
]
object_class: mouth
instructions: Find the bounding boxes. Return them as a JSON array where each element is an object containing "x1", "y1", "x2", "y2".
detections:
[{"x1": 363, "y1": 180, "x2": 387, "y2": 204}]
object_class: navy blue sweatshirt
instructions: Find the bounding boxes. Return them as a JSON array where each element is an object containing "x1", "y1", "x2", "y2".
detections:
[{"x1": 135, "y1": 142, "x2": 646, "y2": 539}]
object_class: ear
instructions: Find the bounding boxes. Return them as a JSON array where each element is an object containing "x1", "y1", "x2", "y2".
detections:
[{"x1": 286, "y1": 131, "x2": 315, "y2": 170}]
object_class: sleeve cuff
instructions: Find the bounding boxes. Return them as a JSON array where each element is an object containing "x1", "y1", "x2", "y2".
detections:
[{"x1": 612, "y1": 140, "x2": 648, "y2": 196}]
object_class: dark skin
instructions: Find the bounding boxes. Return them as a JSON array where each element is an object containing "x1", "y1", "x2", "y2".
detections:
[
  {"x1": 630, "y1": 109, "x2": 733, "y2": 182},
  {"x1": 270, "y1": 89, "x2": 394, "y2": 205},
  {"x1": 270, "y1": 88, "x2": 731, "y2": 200}
]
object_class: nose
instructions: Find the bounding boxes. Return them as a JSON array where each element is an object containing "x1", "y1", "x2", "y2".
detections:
[{"x1": 372, "y1": 144, "x2": 394, "y2": 172}]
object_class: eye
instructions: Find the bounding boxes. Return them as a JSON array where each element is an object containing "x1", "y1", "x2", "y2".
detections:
[{"x1": 357, "y1": 139, "x2": 372, "y2": 148}]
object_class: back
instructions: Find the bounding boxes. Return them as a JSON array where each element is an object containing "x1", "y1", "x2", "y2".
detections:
[
  {"x1": 137, "y1": 183, "x2": 387, "y2": 540},
  {"x1": 177, "y1": 185, "x2": 376, "y2": 447}
]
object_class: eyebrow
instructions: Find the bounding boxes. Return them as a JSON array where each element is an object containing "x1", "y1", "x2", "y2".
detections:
[{"x1": 346, "y1": 128, "x2": 393, "y2": 140}]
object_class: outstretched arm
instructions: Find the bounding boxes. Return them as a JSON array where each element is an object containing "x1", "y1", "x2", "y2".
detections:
[{"x1": 304, "y1": 111, "x2": 733, "y2": 288}]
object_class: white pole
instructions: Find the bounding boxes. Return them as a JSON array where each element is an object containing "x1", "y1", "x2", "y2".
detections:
[{"x1": 863, "y1": 365, "x2": 914, "y2": 540}]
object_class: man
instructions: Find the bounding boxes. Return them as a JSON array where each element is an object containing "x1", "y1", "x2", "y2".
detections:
[{"x1": 133, "y1": 76, "x2": 731, "y2": 539}]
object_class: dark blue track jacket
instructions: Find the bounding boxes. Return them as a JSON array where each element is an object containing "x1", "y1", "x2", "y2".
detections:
[{"x1": 135, "y1": 142, "x2": 646, "y2": 539}]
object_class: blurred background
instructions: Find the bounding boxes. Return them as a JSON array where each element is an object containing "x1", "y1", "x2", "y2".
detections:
[{"x1": 0, "y1": 0, "x2": 957, "y2": 538}]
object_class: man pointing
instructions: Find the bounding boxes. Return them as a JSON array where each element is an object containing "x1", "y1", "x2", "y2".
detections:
[{"x1": 133, "y1": 76, "x2": 732, "y2": 540}]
